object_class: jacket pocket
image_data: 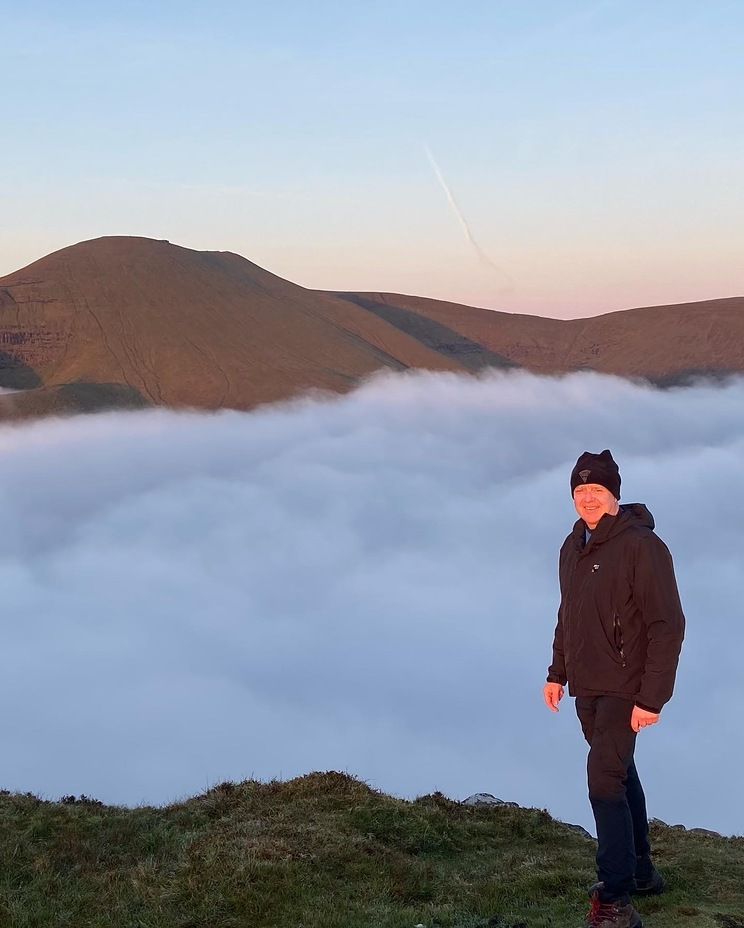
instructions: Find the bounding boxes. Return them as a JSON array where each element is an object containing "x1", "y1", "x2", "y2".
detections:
[{"x1": 613, "y1": 612, "x2": 627, "y2": 667}]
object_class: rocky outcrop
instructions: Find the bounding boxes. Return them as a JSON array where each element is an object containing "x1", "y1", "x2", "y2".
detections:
[{"x1": 464, "y1": 799, "x2": 725, "y2": 841}]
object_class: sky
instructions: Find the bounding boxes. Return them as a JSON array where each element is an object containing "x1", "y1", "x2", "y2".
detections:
[
  {"x1": 1, "y1": 0, "x2": 743, "y2": 317},
  {"x1": 1, "y1": 369, "x2": 743, "y2": 836}
]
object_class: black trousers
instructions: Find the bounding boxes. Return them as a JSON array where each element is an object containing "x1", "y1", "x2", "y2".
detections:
[{"x1": 575, "y1": 695, "x2": 651, "y2": 899}]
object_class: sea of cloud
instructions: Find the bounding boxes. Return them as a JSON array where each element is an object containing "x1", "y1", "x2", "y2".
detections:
[{"x1": 1, "y1": 369, "x2": 742, "y2": 835}]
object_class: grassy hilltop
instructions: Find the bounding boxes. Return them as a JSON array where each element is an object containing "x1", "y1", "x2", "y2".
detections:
[{"x1": 1, "y1": 772, "x2": 742, "y2": 928}]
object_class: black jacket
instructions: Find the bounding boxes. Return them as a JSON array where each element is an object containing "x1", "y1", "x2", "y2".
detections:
[{"x1": 547, "y1": 503, "x2": 685, "y2": 712}]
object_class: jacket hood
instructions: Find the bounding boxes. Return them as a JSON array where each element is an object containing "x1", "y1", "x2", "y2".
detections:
[{"x1": 572, "y1": 502, "x2": 655, "y2": 547}]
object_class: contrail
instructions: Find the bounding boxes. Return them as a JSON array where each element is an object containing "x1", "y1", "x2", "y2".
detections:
[{"x1": 423, "y1": 143, "x2": 511, "y2": 286}]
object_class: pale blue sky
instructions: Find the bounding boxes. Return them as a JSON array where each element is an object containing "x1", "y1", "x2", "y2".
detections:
[{"x1": 2, "y1": 0, "x2": 742, "y2": 315}]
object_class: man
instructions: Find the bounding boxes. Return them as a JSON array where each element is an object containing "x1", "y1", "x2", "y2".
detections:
[{"x1": 543, "y1": 450, "x2": 685, "y2": 928}]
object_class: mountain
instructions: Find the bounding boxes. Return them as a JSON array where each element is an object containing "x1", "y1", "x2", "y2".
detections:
[
  {"x1": 336, "y1": 292, "x2": 744, "y2": 385},
  {"x1": 1, "y1": 236, "x2": 742, "y2": 421},
  {"x1": 0, "y1": 237, "x2": 464, "y2": 419}
]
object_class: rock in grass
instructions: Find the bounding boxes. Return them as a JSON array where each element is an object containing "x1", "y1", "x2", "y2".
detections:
[
  {"x1": 462, "y1": 793, "x2": 507, "y2": 806},
  {"x1": 650, "y1": 818, "x2": 721, "y2": 837}
]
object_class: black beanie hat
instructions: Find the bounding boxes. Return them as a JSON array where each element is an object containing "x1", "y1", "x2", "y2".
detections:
[{"x1": 570, "y1": 449, "x2": 621, "y2": 499}]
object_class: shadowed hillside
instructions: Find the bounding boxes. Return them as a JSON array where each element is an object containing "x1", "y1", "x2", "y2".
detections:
[
  {"x1": 1, "y1": 772, "x2": 742, "y2": 927},
  {"x1": 337, "y1": 292, "x2": 744, "y2": 383}
]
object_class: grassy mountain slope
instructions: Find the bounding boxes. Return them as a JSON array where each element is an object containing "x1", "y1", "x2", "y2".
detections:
[
  {"x1": 340, "y1": 293, "x2": 744, "y2": 383},
  {"x1": 2, "y1": 772, "x2": 742, "y2": 928},
  {"x1": 0, "y1": 237, "x2": 465, "y2": 419},
  {"x1": 2, "y1": 237, "x2": 744, "y2": 421}
]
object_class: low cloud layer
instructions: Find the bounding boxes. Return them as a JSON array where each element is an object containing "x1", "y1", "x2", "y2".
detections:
[{"x1": 1, "y1": 370, "x2": 742, "y2": 835}]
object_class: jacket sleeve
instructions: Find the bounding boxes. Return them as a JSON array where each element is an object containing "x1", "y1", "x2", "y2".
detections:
[
  {"x1": 633, "y1": 533, "x2": 685, "y2": 711},
  {"x1": 547, "y1": 544, "x2": 569, "y2": 685},
  {"x1": 546, "y1": 608, "x2": 568, "y2": 685}
]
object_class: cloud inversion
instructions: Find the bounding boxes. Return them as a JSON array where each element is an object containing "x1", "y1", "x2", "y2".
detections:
[{"x1": 1, "y1": 370, "x2": 741, "y2": 835}]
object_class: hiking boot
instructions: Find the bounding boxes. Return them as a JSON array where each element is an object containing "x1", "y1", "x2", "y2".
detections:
[
  {"x1": 633, "y1": 855, "x2": 665, "y2": 895},
  {"x1": 584, "y1": 891, "x2": 642, "y2": 928}
]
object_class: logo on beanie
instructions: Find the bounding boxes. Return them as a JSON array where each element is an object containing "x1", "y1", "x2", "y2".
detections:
[{"x1": 579, "y1": 469, "x2": 590, "y2": 482}]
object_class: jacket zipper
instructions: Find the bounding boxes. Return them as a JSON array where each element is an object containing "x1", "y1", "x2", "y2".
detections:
[{"x1": 613, "y1": 612, "x2": 626, "y2": 667}]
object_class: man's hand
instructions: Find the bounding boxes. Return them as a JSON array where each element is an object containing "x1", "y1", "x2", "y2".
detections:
[
  {"x1": 543, "y1": 682, "x2": 564, "y2": 712},
  {"x1": 631, "y1": 706, "x2": 660, "y2": 732}
]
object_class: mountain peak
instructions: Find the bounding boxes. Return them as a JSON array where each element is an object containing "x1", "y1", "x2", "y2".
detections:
[
  {"x1": 1, "y1": 237, "x2": 743, "y2": 421},
  {"x1": 0, "y1": 237, "x2": 463, "y2": 418}
]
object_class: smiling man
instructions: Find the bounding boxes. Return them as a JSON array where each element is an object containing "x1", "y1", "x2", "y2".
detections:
[{"x1": 543, "y1": 450, "x2": 685, "y2": 928}]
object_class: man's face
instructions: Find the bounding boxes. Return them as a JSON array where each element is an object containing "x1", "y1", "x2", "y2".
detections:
[{"x1": 573, "y1": 483, "x2": 619, "y2": 529}]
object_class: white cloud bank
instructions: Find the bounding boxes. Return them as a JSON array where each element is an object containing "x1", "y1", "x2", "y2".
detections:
[{"x1": 1, "y1": 370, "x2": 742, "y2": 836}]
